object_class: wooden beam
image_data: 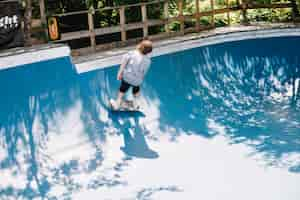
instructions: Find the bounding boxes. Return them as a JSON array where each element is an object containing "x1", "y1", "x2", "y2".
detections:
[
  {"x1": 39, "y1": 0, "x2": 48, "y2": 40},
  {"x1": 195, "y1": 0, "x2": 200, "y2": 32},
  {"x1": 125, "y1": 22, "x2": 143, "y2": 30},
  {"x1": 141, "y1": 4, "x2": 148, "y2": 38},
  {"x1": 88, "y1": 9, "x2": 96, "y2": 51},
  {"x1": 178, "y1": 0, "x2": 184, "y2": 35},
  {"x1": 95, "y1": 26, "x2": 121, "y2": 35},
  {"x1": 210, "y1": 0, "x2": 215, "y2": 27},
  {"x1": 241, "y1": 0, "x2": 249, "y2": 24},
  {"x1": 119, "y1": 6, "x2": 126, "y2": 42},
  {"x1": 163, "y1": 1, "x2": 170, "y2": 33},
  {"x1": 226, "y1": 0, "x2": 230, "y2": 25},
  {"x1": 60, "y1": 30, "x2": 90, "y2": 41},
  {"x1": 147, "y1": 19, "x2": 165, "y2": 26},
  {"x1": 24, "y1": 0, "x2": 33, "y2": 46}
]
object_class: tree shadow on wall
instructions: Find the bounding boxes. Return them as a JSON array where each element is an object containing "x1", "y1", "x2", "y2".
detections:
[
  {"x1": 145, "y1": 37, "x2": 300, "y2": 173},
  {"x1": 0, "y1": 56, "x2": 160, "y2": 199},
  {"x1": 1, "y1": 36, "x2": 300, "y2": 200},
  {"x1": 0, "y1": 57, "x2": 79, "y2": 199}
]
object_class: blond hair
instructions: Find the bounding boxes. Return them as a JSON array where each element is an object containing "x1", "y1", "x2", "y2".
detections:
[{"x1": 137, "y1": 39, "x2": 153, "y2": 55}]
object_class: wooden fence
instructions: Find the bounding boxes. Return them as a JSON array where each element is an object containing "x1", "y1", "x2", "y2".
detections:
[{"x1": 49, "y1": 0, "x2": 294, "y2": 51}]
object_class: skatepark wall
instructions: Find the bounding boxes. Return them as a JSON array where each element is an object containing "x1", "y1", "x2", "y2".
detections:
[{"x1": 1, "y1": 27, "x2": 300, "y2": 75}]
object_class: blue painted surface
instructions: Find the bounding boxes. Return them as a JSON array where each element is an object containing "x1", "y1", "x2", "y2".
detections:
[{"x1": 0, "y1": 37, "x2": 300, "y2": 199}]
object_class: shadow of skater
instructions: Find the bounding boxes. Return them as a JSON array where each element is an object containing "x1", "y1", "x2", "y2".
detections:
[{"x1": 109, "y1": 111, "x2": 159, "y2": 159}]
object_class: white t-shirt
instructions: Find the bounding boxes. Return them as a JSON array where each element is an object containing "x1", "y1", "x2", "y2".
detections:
[{"x1": 122, "y1": 50, "x2": 151, "y2": 86}]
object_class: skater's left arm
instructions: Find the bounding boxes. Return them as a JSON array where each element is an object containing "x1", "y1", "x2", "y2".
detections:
[
  {"x1": 117, "y1": 62, "x2": 126, "y2": 80},
  {"x1": 117, "y1": 53, "x2": 130, "y2": 80}
]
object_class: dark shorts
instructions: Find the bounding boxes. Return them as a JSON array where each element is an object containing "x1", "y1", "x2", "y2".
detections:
[{"x1": 119, "y1": 80, "x2": 140, "y2": 94}]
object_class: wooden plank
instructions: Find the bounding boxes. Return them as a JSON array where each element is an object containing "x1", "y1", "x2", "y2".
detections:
[
  {"x1": 88, "y1": 11, "x2": 96, "y2": 50},
  {"x1": 241, "y1": 0, "x2": 249, "y2": 24},
  {"x1": 119, "y1": 6, "x2": 126, "y2": 41},
  {"x1": 39, "y1": 0, "x2": 48, "y2": 39},
  {"x1": 195, "y1": 0, "x2": 200, "y2": 32},
  {"x1": 214, "y1": 8, "x2": 231, "y2": 15},
  {"x1": 125, "y1": 20, "x2": 165, "y2": 30},
  {"x1": 178, "y1": 0, "x2": 184, "y2": 34},
  {"x1": 148, "y1": 19, "x2": 165, "y2": 26},
  {"x1": 164, "y1": 1, "x2": 170, "y2": 33},
  {"x1": 125, "y1": 22, "x2": 143, "y2": 30},
  {"x1": 226, "y1": 0, "x2": 230, "y2": 25},
  {"x1": 141, "y1": 4, "x2": 148, "y2": 37},
  {"x1": 94, "y1": 26, "x2": 121, "y2": 35},
  {"x1": 60, "y1": 30, "x2": 90, "y2": 41},
  {"x1": 210, "y1": 0, "x2": 215, "y2": 27}
]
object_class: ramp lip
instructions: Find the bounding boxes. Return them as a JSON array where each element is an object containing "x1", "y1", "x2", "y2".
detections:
[
  {"x1": 74, "y1": 26, "x2": 300, "y2": 74},
  {"x1": 0, "y1": 44, "x2": 71, "y2": 71}
]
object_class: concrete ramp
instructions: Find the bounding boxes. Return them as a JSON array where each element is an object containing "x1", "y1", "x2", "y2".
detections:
[{"x1": 0, "y1": 36, "x2": 300, "y2": 199}]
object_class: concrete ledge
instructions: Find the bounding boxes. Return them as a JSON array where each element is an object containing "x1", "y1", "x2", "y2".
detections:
[
  {"x1": 1, "y1": 23, "x2": 300, "y2": 73},
  {"x1": 0, "y1": 44, "x2": 71, "y2": 71},
  {"x1": 74, "y1": 23, "x2": 300, "y2": 74}
]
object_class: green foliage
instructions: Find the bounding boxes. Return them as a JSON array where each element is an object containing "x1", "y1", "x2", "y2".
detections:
[
  {"x1": 26, "y1": 0, "x2": 300, "y2": 40},
  {"x1": 248, "y1": 8, "x2": 292, "y2": 22}
]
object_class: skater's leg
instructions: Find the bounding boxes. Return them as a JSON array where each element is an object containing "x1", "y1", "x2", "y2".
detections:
[
  {"x1": 113, "y1": 80, "x2": 130, "y2": 109},
  {"x1": 116, "y1": 91, "x2": 125, "y2": 106},
  {"x1": 132, "y1": 86, "x2": 140, "y2": 107},
  {"x1": 132, "y1": 86, "x2": 140, "y2": 97}
]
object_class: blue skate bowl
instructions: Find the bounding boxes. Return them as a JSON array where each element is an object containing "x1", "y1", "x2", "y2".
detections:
[{"x1": 0, "y1": 36, "x2": 300, "y2": 199}]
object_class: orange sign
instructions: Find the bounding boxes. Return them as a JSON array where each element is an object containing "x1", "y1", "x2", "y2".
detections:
[{"x1": 48, "y1": 17, "x2": 60, "y2": 41}]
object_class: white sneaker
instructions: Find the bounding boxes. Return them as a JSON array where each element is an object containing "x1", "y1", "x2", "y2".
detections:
[
  {"x1": 110, "y1": 99, "x2": 120, "y2": 110},
  {"x1": 132, "y1": 98, "x2": 140, "y2": 109}
]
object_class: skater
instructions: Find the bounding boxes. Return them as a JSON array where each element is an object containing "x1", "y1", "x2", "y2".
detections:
[{"x1": 111, "y1": 39, "x2": 153, "y2": 110}]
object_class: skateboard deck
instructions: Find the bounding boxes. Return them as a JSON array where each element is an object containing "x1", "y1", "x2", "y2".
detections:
[{"x1": 109, "y1": 99, "x2": 139, "y2": 112}]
